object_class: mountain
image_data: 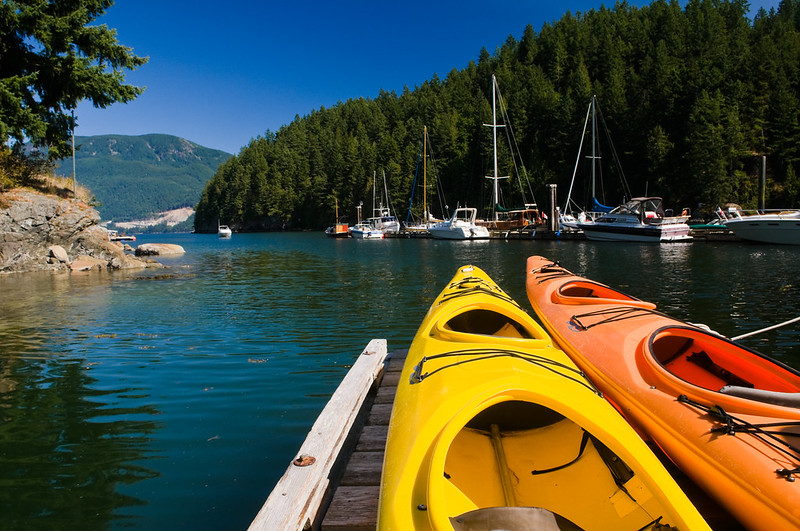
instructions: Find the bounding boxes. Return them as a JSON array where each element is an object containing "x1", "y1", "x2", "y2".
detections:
[{"x1": 54, "y1": 134, "x2": 231, "y2": 223}]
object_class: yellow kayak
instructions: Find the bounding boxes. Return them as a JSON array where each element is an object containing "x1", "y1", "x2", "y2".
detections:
[{"x1": 378, "y1": 265, "x2": 709, "y2": 530}]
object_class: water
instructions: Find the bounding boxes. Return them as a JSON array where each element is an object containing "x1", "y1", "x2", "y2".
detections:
[{"x1": 1, "y1": 233, "x2": 799, "y2": 529}]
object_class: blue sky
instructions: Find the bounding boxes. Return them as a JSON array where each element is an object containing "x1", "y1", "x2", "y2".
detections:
[{"x1": 75, "y1": 0, "x2": 781, "y2": 155}]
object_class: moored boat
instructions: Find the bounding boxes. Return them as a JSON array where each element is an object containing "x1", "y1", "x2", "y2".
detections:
[
  {"x1": 378, "y1": 264, "x2": 709, "y2": 530},
  {"x1": 428, "y1": 207, "x2": 490, "y2": 240},
  {"x1": 526, "y1": 255, "x2": 800, "y2": 530},
  {"x1": 325, "y1": 198, "x2": 349, "y2": 238},
  {"x1": 577, "y1": 197, "x2": 692, "y2": 242},
  {"x1": 217, "y1": 224, "x2": 232, "y2": 238},
  {"x1": 722, "y1": 208, "x2": 800, "y2": 245},
  {"x1": 349, "y1": 222, "x2": 384, "y2": 239}
]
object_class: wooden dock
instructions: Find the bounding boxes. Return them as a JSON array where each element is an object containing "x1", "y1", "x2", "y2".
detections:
[{"x1": 248, "y1": 340, "x2": 405, "y2": 531}]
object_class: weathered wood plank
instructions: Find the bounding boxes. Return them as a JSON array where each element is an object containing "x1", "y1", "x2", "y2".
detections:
[
  {"x1": 374, "y1": 385, "x2": 397, "y2": 404},
  {"x1": 339, "y1": 451, "x2": 384, "y2": 486},
  {"x1": 367, "y1": 402, "x2": 394, "y2": 426},
  {"x1": 355, "y1": 424, "x2": 388, "y2": 452},
  {"x1": 248, "y1": 339, "x2": 388, "y2": 531},
  {"x1": 381, "y1": 370, "x2": 401, "y2": 387},
  {"x1": 321, "y1": 486, "x2": 380, "y2": 531}
]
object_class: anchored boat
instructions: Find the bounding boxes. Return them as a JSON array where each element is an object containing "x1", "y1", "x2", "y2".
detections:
[
  {"x1": 526, "y1": 255, "x2": 800, "y2": 530},
  {"x1": 378, "y1": 265, "x2": 709, "y2": 530}
]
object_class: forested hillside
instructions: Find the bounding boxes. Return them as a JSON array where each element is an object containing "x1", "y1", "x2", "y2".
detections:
[
  {"x1": 55, "y1": 134, "x2": 231, "y2": 222},
  {"x1": 195, "y1": 0, "x2": 800, "y2": 232}
]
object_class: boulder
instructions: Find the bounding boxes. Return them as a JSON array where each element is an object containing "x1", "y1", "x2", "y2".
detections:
[
  {"x1": 69, "y1": 256, "x2": 107, "y2": 271},
  {"x1": 48, "y1": 245, "x2": 70, "y2": 264},
  {"x1": 135, "y1": 243, "x2": 186, "y2": 256},
  {"x1": 0, "y1": 190, "x2": 156, "y2": 274}
]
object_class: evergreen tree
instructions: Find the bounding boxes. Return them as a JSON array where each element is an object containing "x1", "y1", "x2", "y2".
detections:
[{"x1": 0, "y1": 0, "x2": 146, "y2": 163}]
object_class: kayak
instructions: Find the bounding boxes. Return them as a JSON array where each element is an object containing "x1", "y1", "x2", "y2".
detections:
[
  {"x1": 526, "y1": 255, "x2": 800, "y2": 530},
  {"x1": 378, "y1": 265, "x2": 709, "y2": 530}
]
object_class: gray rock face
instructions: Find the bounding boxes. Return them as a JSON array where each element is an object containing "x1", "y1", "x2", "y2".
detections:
[{"x1": 0, "y1": 190, "x2": 151, "y2": 273}]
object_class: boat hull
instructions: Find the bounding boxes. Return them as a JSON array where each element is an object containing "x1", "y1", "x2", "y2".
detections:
[
  {"x1": 578, "y1": 219, "x2": 692, "y2": 242},
  {"x1": 725, "y1": 214, "x2": 800, "y2": 244},
  {"x1": 378, "y1": 265, "x2": 708, "y2": 530},
  {"x1": 427, "y1": 225, "x2": 490, "y2": 239},
  {"x1": 526, "y1": 255, "x2": 800, "y2": 530}
]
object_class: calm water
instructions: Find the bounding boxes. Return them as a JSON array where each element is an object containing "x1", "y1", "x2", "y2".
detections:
[{"x1": 1, "y1": 233, "x2": 799, "y2": 529}]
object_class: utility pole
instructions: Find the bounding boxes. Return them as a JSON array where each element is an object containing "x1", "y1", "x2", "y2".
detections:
[{"x1": 71, "y1": 110, "x2": 77, "y2": 200}]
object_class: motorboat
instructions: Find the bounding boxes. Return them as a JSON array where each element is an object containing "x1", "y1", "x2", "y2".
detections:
[
  {"x1": 217, "y1": 224, "x2": 232, "y2": 238},
  {"x1": 722, "y1": 208, "x2": 800, "y2": 244},
  {"x1": 428, "y1": 207, "x2": 490, "y2": 240},
  {"x1": 349, "y1": 222, "x2": 383, "y2": 239},
  {"x1": 577, "y1": 197, "x2": 692, "y2": 242}
]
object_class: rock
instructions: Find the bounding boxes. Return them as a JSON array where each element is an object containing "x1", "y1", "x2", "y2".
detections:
[
  {"x1": 0, "y1": 189, "x2": 157, "y2": 274},
  {"x1": 48, "y1": 245, "x2": 70, "y2": 264},
  {"x1": 69, "y1": 256, "x2": 107, "y2": 271},
  {"x1": 135, "y1": 243, "x2": 186, "y2": 256}
]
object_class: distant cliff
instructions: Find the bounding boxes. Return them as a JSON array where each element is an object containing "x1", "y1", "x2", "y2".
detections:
[
  {"x1": 0, "y1": 190, "x2": 151, "y2": 273},
  {"x1": 53, "y1": 134, "x2": 231, "y2": 223}
]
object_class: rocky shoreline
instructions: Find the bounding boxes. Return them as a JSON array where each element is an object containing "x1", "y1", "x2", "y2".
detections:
[{"x1": 0, "y1": 190, "x2": 159, "y2": 274}]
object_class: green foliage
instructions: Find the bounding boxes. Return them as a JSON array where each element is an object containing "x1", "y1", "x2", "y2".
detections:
[
  {"x1": 53, "y1": 134, "x2": 231, "y2": 221},
  {"x1": 196, "y1": 0, "x2": 800, "y2": 232},
  {"x1": 0, "y1": 0, "x2": 146, "y2": 160}
]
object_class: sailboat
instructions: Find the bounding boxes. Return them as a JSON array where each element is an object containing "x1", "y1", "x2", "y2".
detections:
[
  {"x1": 562, "y1": 96, "x2": 691, "y2": 242},
  {"x1": 478, "y1": 74, "x2": 543, "y2": 231},
  {"x1": 405, "y1": 126, "x2": 445, "y2": 233},
  {"x1": 324, "y1": 197, "x2": 349, "y2": 238},
  {"x1": 367, "y1": 170, "x2": 400, "y2": 234},
  {"x1": 559, "y1": 96, "x2": 616, "y2": 231}
]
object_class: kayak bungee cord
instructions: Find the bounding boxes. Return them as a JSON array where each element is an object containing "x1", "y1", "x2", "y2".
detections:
[
  {"x1": 410, "y1": 348, "x2": 602, "y2": 396},
  {"x1": 677, "y1": 394, "x2": 800, "y2": 480},
  {"x1": 529, "y1": 260, "x2": 573, "y2": 284},
  {"x1": 438, "y1": 275, "x2": 521, "y2": 308},
  {"x1": 570, "y1": 306, "x2": 666, "y2": 331}
]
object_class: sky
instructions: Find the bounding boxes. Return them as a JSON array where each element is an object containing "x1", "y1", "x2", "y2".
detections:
[{"x1": 75, "y1": 0, "x2": 782, "y2": 155}]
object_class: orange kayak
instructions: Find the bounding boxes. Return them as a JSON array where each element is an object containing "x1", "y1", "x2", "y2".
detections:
[{"x1": 526, "y1": 255, "x2": 800, "y2": 530}]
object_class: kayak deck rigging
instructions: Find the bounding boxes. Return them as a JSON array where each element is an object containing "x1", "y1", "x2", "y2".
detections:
[{"x1": 410, "y1": 347, "x2": 601, "y2": 395}]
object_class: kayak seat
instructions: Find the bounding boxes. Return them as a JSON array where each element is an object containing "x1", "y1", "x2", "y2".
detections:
[
  {"x1": 719, "y1": 385, "x2": 800, "y2": 408},
  {"x1": 450, "y1": 506, "x2": 582, "y2": 531}
]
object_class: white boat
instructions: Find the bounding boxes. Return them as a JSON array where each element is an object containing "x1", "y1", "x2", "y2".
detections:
[
  {"x1": 428, "y1": 207, "x2": 490, "y2": 240},
  {"x1": 368, "y1": 170, "x2": 400, "y2": 234},
  {"x1": 218, "y1": 224, "x2": 232, "y2": 238},
  {"x1": 578, "y1": 197, "x2": 692, "y2": 242},
  {"x1": 349, "y1": 222, "x2": 384, "y2": 239},
  {"x1": 723, "y1": 209, "x2": 800, "y2": 244}
]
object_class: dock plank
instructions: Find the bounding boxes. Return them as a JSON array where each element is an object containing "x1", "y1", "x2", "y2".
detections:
[
  {"x1": 321, "y1": 486, "x2": 380, "y2": 531},
  {"x1": 248, "y1": 339, "x2": 388, "y2": 531}
]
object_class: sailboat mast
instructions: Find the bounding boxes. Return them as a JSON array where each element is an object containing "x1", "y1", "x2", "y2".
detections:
[
  {"x1": 591, "y1": 96, "x2": 597, "y2": 200},
  {"x1": 423, "y1": 126, "x2": 428, "y2": 222},
  {"x1": 484, "y1": 75, "x2": 508, "y2": 222},
  {"x1": 492, "y1": 78, "x2": 499, "y2": 221},
  {"x1": 372, "y1": 170, "x2": 377, "y2": 217}
]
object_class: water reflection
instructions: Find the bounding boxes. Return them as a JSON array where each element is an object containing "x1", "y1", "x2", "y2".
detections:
[
  {"x1": 0, "y1": 355, "x2": 160, "y2": 529},
  {"x1": 0, "y1": 233, "x2": 799, "y2": 529}
]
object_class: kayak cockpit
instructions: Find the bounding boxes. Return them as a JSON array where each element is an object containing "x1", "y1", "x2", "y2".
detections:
[
  {"x1": 433, "y1": 400, "x2": 676, "y2": 530},
  {"x1": 646, "y1": 326, "x2": 800, "y2": 406},
  {"x1": 444, "y1": 308, "x2": 534, "y2": 338},
  {"x1": 552, "y1": 280, "x2": 657, "y2": 309}
]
